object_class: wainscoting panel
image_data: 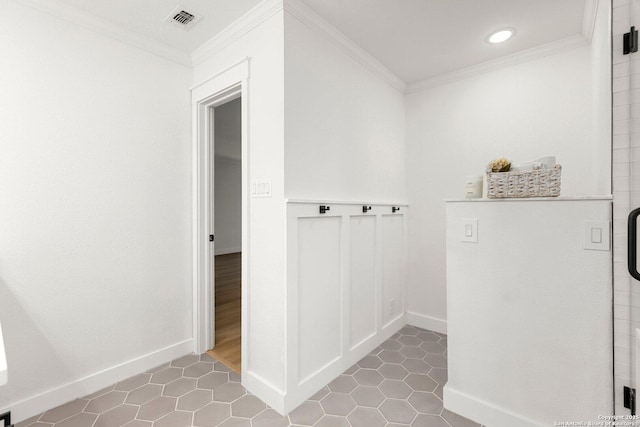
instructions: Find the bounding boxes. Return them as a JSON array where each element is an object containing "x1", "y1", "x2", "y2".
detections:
[
  {"x1": 381, "y1": 214, "x2": 405, "y2": 326},
  {"x1": 285, "y1": 201, "x2": 407, "y2": 412},
  {"x1": 349, "y1": 215, "x2": 377, "y2": 349},
  {"x1": 297, "y1": 216, "x2": 342, "y2": 382}
]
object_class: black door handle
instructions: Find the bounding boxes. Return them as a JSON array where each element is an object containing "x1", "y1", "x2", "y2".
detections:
[{"x1": 629, "y1": 207, "x2": 640, "y2": 281}]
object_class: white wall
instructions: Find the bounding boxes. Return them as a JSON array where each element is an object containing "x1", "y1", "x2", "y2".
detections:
[
  {"x1": 215, "y1": 158, "x2": 242, "y2": 254},
  {"x1": 591, "y1": 0, "x2": 612, "y2": 196},
  {"x1": 283, "y1": 8, "x2": 406, "y2": 203},
  {"x1": 192, "y1": 6, "x2": 287, "y2": 412},
  {"x1": 214, "y1": 99, "x2": 242, "y2": 255},
  {"x1": 214, "y1": 97, "x2": 242, "y2": 162},
  {"x1": 405, "y1": 44, "x2": 610, "y2": 329},
  {"x1": 0, "y1": 0, "x2": 192, "y2": 420}
]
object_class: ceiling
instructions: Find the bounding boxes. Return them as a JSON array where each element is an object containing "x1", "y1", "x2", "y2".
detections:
[
  {"x1": 300, "y1": 0, "x2": 587, "y2": 84},
  {"x1": 214, "y1": 98, "x2": 242, "y2": 161},
  {"x1": 53, "y1": 0, "x2": 263, "y2": 52},
  {"x1": 51, "y1": 0, "x2": 588, "y2": 85}
]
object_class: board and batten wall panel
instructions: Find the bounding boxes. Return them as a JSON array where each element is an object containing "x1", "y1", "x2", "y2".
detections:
[
  {"x1": 297, "y1": 217, "x2": 342, "y2": 382},
  {"x1": 349, "y1": 216, "x2": 378, "y2": 348},
  {"x1": 286, "y1": 202, "x2": 406, "y2": 412},
  {"x1": 381, "y1": 215, "x2": 406, "y2": 326}
]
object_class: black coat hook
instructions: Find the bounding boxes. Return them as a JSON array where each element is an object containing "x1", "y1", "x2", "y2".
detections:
[
  {"x1": 392, "y1": 206, "x2": 401, "y2": 213},
  {"x1": 362, "y1": 206, "x2": 372, "y2": 213},
  {"x1": 319, "y1": 205, "x2": 330, "y2": 214}
]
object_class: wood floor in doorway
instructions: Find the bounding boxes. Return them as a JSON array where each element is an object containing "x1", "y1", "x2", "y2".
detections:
[{"x1": 207, "y1": 252, "x2": 241, "y2": 373}]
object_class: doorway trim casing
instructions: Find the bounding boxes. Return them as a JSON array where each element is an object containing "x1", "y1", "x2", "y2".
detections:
[{"x1": 191, "y1": 58, "x2": 250, "y2": 373}]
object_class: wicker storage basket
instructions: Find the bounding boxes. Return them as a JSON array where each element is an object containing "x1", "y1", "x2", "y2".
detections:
[{"x1": 486, "y1": 164, "x2": 561, "y2": 198}]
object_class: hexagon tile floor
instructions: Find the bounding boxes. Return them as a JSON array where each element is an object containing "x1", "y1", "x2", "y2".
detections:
[{"x1": 16, "y1": 326, "x2": 482, "y2": 427}]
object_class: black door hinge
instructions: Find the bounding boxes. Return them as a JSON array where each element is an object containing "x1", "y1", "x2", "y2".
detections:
[
  {"x1": 624, "y1": 26, "x2": 638, "y2": 55},
  {"x1": 0, "y1": 411, "x2": 12, "y2": 427},
  {"x1": 625, "y1": 386, "x2": 636, "y2": 415},
  {"x1": 209, "y1": 235, "x2": 214, "y2": 242}
]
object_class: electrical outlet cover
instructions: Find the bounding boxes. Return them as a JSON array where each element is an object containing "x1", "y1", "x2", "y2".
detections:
[{"x1": 583, "y1": 220, "x2": 610, "y2": 251}]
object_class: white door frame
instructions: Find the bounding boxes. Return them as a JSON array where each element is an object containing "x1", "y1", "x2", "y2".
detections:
[{"x1": 191, "y1": 59, "x2": 249, "y2": 371}]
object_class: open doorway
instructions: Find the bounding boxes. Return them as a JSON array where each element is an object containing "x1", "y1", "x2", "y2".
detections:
[
  {"x1": 207, "y1": 97, "x2": 242, "y2": 373},
  {"x1": 192, "y1": 60, "x2": 248, "y2": 380}
]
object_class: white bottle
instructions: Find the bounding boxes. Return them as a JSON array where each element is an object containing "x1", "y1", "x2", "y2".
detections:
[{"x1": 464, "y1": 176, "x2": 483, "y2": 199}]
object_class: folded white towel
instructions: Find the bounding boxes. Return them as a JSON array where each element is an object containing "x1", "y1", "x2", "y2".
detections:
[{"x1": 511, "y1": 161, "x2": 544, "y2": 171}]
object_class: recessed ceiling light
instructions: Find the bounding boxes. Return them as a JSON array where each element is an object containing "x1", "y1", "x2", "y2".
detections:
[{"x1": 486, "y1": 28, "x2": 516, "y2": 44}]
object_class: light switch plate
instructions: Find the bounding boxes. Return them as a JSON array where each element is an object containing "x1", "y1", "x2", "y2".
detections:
[
  {"x1": 460, "y1": 218, "x2": 478, "y2": 243},
  {"x1": 251, "y1": 179, "x2": 272, "y2": 198},
  {"x1": 583, "y1": 220, "x2": 610, "y2": 251}
]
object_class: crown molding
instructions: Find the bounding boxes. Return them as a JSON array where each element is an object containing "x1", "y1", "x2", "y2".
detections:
[
  {"x1": 283, "y1": 0, "x2": 407, "y2": 93},
  {"x1": 19, "y1": 0, "x2": 597, "y2": 95},
  {"x1": 19, "y1": 0, "x2": 192, "y2": 67},
  {"x1": 407, "y1": 34, "x2": 589, "y2": 94},
  {"x1": 582, "y1": 0, "x2": 600, "y2": 43},
  {"x1": 191, "y1": 0, "x2": 284, "y2": 67}
]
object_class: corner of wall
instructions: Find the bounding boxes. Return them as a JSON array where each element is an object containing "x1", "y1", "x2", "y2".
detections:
[
  {"x1": 4, "y1": 340, "x2": 194, "y2": 423},
  {"x1": 406, "y1": 312, "x2": 447, "y2": 335}
]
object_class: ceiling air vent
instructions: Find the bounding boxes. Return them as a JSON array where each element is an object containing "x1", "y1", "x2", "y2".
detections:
[{"x1": 165, "y1": 6, "x2": 202, "y2": 31}]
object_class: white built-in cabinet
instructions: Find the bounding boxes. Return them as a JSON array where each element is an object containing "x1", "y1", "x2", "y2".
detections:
[{"x1": 285, "y1": 201, "x2": 407, "y2": 409}]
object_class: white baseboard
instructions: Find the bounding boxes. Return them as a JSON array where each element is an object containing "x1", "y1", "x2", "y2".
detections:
[
  {"x1": 5, "y1": 339, "x2": 194, "y2": 423},
  {"x1": 406, "y1": 311, "x2": 447, "y2": 335},
  {"x1": 215, "y1": 247, "x2": 241, "y2": 256},
  {"x1": 243, "y1": 370, "x2": 286, "y2": 415},
  {"x1": 8, "y1": 312, "x2": 441, "y2": 422},
  {"x1": 278, "y1": 315, "x2": 406, "y2": 416},
  {"x1": 443, "y1": 385, "x2": 541, "y2": 427},
  {"x1": 244, "y1": 316, "x2": 407, "y2": 416}
]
